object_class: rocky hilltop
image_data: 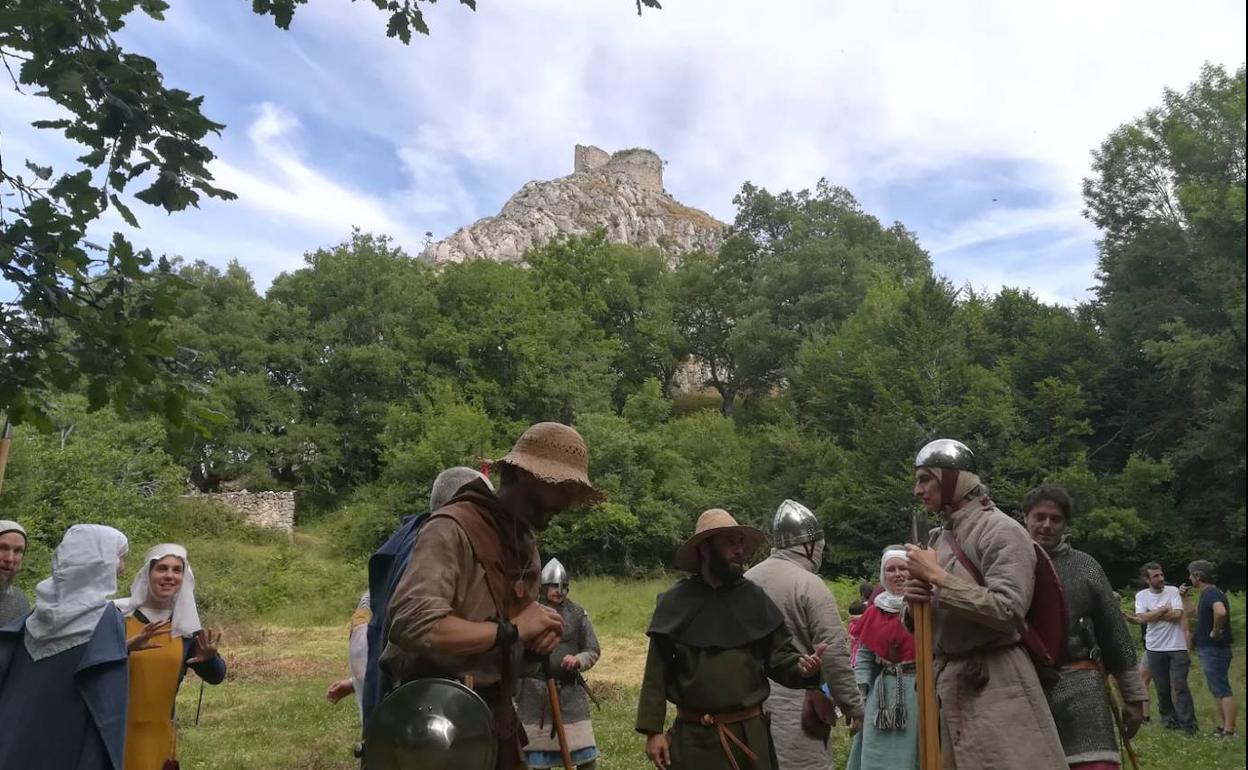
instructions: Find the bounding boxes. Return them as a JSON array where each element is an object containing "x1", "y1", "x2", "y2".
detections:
[{"x1": 419, "y1": 145, "x2": 725, "y2": 265}]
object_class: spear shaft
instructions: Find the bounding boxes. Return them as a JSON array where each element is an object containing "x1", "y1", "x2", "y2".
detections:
[{"x1": 913, "y1": 508, "x2": 943, "y2": 770}]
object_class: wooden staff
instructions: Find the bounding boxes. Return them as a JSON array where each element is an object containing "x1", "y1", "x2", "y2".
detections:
[
  {"x1": 544, "y1": 662, "x2": 575, "y2": 770},
  {"x1": 0, "y1": 419, "x2": 12, "y2": 495},
  {"x1": 1105, "y1": 667, "x2": 1141, "y2": 770},
  {"x1": 913, "y1": 510, "x2": 943, "y2": 770}
]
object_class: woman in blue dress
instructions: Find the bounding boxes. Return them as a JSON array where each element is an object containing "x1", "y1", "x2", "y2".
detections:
[{"x1": 846, "y1": 546, "x2": 918, "y2": 770}]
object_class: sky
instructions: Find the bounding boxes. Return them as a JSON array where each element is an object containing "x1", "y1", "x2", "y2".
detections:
[{"x1": 2, "y1": 0, "x2": 1244, "y2": 304}]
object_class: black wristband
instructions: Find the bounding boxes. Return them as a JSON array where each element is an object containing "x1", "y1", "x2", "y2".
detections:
[{"x1": 494, "y1": 620, "x2": 519, "y2": 650}]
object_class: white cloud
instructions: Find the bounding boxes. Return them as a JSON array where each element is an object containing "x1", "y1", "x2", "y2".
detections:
[
  {"x1": 3, "y1": 0, "x2": 1244, "y2": 301},
  {"x1": 211, "y1": 103, "x2": 418, "y2": 243},
  {"x1": 924, "y1": 203, "x2": 1087, "y2": 256}
]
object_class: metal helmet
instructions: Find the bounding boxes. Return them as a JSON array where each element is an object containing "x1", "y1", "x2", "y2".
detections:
[
  {"x1": 772, "y1": 499, "x2": 822, "y2": 549},
  {"x1": 363, "y1": 678, "x2": 496, "y2": 770},
  {"x1": 914, "y1": 439, "x2": 977, "y2": 473},
  {"x1": 540, "y1": 557, "x2": 569, "y2": 589}
]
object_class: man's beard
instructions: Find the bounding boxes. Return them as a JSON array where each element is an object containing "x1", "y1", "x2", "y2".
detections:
[{"x1": 708, "y1": 548, "x2": 744, "y2": 584}]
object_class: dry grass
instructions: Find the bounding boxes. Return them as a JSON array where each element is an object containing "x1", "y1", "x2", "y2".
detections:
[{"x1": 174, "y1": 582, "x2": 1245, "y2": 770}]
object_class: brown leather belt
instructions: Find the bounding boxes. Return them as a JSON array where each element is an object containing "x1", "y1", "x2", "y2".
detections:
[
  {"x1": 1066, "y1": 659, "x2": 1102, "y2": 672},
  {"x1": 676, "y1": 705, "x2": 762, "y2": 770}
]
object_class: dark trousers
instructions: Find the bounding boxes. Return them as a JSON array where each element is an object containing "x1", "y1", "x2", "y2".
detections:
[{"x1": 1147, "y1": 649, "x2": 1198, "y2": 729}]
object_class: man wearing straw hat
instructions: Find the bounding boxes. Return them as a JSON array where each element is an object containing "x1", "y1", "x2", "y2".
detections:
[
  {"x1": 383, "y1": 422, "x2": 604, "y2": 770},
  {"x1": 636, "y1": 508, "x2": 827, "y2": 770},
  {"x1": 902, "y1": 438, "x2": 1066, "y2": 770}
]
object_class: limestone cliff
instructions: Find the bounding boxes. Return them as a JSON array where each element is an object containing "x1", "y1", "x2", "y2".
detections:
[{"x1": 419, "y1": 145, "x2": 725, "y2": 265}]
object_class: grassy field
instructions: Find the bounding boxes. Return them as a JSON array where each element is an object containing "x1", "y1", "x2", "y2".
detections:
[{"x1": 173, "y1": 574, "x2": 1246, "y2": 770}]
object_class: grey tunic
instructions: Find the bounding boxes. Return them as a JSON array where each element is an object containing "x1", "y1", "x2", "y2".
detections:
[
  {"x1": 0, "y1": 586, "x2": 30, "y2": 628},
  {"x1": 1046, "y1": 542, "x2": 1147, "y2": 765},
  {"x1": 516, "y1": 598, "x2": 601, "y2": 754},
  {"x1": 745, "y1": 549, "x2": 863, "y2": 770}
]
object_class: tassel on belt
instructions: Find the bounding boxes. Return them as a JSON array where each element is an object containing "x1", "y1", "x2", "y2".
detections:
[
  {"x1": 676, "y1": 705, "x2": 762, "y2": 770},
  {"x1": 873, "y1": 661, "x2": 914, "y2": 732}
]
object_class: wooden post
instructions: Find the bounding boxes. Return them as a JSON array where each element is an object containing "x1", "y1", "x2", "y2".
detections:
[
  {"x1": 546, "y1": 676, "x2": 575, "y2": 770},
  {"x1": 914, "y1": 601, "x2": 942, "y2": 769},
  {"x1": 913, "y1": 510, "x2": 943, "y2": 770},
  {"x1": 0, "y1": 420, "x2": 13, "y2": 495}
]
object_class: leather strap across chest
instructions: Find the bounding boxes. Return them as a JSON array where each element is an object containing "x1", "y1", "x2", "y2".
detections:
[
  {"x1": 431, "y1": 501, "x2": 534, "y2": 759},
  {"x1": 434, "y1": 502, "x2": 533, "y2": 621}
]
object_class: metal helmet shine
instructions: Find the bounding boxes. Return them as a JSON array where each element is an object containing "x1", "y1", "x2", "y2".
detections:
[
  {"x1": 772, "y1": 499, "x2": 822, "y2": 549},
  {"x1": 540, "y1": 557, "x2": 569, "y2": 588},
  {"x1": 363, "y1": 678, "x2": 496, "y2": 770},
  {"x1": 914, "y1": 438, "x2": 977, "y2": 473}
]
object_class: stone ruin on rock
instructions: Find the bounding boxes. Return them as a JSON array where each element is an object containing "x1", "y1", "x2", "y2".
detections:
[{"x1": 419, "y1": 145, "x2": 725, "y2": 265}]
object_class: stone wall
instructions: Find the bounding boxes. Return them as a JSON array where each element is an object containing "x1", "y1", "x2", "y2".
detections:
[
  {"x1": 574, "y1": 144, "x2": 610, "y2": 172},
  {"x1": 193, "y1": 490, "x2": 295, "y2": 533},
  {"x1": 607, "y1": 148, "x2": 663, "y2": 193}
]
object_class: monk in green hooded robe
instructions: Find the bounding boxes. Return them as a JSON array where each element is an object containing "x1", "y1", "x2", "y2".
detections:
[{"x1": 636, "y1": 509, "x2": 826, "y2": 770}]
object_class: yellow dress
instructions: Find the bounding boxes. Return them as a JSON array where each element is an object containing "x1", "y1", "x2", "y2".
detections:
[{"x1": 124, "y1": 615, "x2": 185, "y2": 770}]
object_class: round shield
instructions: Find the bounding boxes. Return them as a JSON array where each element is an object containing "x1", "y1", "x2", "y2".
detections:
[{"x1": 363, "y1": 678, "x2": 497, "y2": 770}]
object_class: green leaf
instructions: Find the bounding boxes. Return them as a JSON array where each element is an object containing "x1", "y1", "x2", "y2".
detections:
[{"x1": 109, "y1": 195, "x2": 141, "y2": 228}]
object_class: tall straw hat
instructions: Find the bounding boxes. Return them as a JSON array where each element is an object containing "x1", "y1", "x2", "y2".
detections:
[
  {"x1": 673, "y1": 508, "x2": 768, "y2": 572},
  {"x1": 495, "y1": 422, "x2": 604, "y2": 506}
]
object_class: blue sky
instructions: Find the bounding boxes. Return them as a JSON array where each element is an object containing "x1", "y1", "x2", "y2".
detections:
[{"x1": 2, "y1": 0, "x2": 1244, "y2": 304}]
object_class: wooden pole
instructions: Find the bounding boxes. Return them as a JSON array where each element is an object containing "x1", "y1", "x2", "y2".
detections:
[
  {"x1": 546, "y1": 676, "x2": 575, "y2": 770},
  {"x1": 913, "y1": 509, "x2": 943, "y2": 770},
  {"x1": 0, "y1": 420, "x2": 13, "y2": 495},
  {"x1": 914, "y1": 601, "x2": 942, "y2": 769}
]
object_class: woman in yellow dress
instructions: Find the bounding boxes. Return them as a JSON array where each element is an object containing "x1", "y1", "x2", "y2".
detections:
[{"x1": 116, "y1": 544, "x2": 225, "y2": 770}]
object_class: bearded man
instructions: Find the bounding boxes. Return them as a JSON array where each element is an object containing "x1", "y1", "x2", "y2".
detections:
[
  {"x1": 902, "y1": 439, "x2": 1066, "y2": 770},
  {"x1": 382, "y1": 422, "x2": 602, "y2": 770},
  {"x1": 744, "y1": 499, "x2": 863, "y2": 769},
  {"x1": 0, "y1": 521, "x2": 29, "y2": 627},
  {"x1": 637, "y1": 508, "x2": 826, "y2": 770}
]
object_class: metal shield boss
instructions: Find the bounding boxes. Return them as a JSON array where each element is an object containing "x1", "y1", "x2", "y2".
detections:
[{"x1": 364, "y1": 678, "x2": 496, "y2": 770}]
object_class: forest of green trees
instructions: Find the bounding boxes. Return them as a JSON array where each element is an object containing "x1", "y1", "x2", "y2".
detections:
[{"x1": 2, "y1": 64, "x2": 1243, "y2": 588}]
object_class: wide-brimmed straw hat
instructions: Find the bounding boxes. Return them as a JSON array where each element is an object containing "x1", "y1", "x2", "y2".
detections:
[
  {"x1": 673, "y1": 508, "x2": 768, "y2": 572},
  {"x1": 494, "y1": 422, "x2": 604, "y2": 506}
]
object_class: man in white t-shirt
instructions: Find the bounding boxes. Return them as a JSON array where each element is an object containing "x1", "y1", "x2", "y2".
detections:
[{"x1": 1133, "y1": 562, "x2": 1197, "y2": 733}]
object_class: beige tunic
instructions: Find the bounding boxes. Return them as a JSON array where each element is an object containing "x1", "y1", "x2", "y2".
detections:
[
  {"x1": 380, "y1": 515, "x2": 540, "y2": 687},
  {"x1": 745, "y1": 550, "x2": 864, "y2": 770},
  {"x1": 921, "y1": 498, "x2": 1066, "y2": 770}
]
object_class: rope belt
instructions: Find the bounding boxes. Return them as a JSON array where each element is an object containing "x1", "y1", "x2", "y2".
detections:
[
  {"x1": 876, "y1": 662, "x2": 915, "y2": 731},
  {"x1": 676, "y1": 705, "x2": 762, "y2": 770}
]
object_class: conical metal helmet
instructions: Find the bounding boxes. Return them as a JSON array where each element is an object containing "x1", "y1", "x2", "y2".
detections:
[
  {"x1": 772, "y1": 499, "x2": 822, "y2": 549},
  {"x1": 540, "y1": 557, "x2": 569, "y2": 588},
  {"x1": 914, "y1": 438, "x2": 977, "y2": 473}
]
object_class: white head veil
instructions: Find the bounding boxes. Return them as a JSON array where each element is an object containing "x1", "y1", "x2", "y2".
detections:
[
  {"x1": 24, "y1": 524, "x2": 129, "y2": 661},
  {"x1": 114, "y1": 543, "x2": 201, "y2": 640},
  {"x1": 875, "y1": 548, "x2": 908, "y2": 614}
]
